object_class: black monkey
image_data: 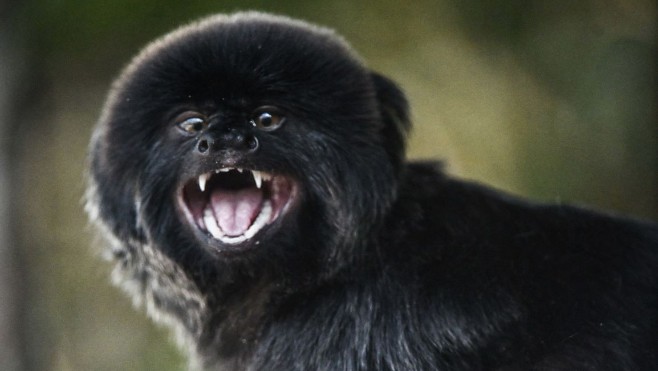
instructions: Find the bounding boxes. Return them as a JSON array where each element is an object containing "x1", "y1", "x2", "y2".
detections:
[{"x1": 86, "y1": 12, "x2": 658, "y2": 371}]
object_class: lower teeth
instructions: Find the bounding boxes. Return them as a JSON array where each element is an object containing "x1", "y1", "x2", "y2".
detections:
[{"x1": 203, "y1": 201, "x2": 273, "y2": 245}]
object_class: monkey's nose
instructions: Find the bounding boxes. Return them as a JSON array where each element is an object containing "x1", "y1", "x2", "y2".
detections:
[
  {"x1": 220, "y1": 129, "x2": 259, "y2": 151},
  {"x1": 196, "y1": 129, "x2": 259, "y2": 155}
]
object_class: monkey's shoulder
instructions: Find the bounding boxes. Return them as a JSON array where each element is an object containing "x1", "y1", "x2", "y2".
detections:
[{"x1": 388, "y1": 161, "x2": 658, "y2": 266}]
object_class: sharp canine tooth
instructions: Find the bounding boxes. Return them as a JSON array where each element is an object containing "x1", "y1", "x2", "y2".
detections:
[
  {"x1": 198, "y1": 173, "x2": 209, "y2": 192},
  {"x1": 253, "y1": 171, "x2": 262, "y2": 189}
]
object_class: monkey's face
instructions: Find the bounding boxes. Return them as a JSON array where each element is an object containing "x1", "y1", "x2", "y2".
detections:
[
  {"x1": 173, "y1": 104, "x2": 301, "y2": 252},
  {"x1": 89, "y1": 13, "x2": 408, "y2": 279}
]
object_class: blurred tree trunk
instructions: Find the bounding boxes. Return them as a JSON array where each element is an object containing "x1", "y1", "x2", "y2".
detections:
[{"x1": 0, "y1": 2, "x2": 26, "y2": 371}]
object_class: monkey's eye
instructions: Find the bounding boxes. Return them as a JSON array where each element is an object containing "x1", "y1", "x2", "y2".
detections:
[
  {"x1": 250, "y1": 107, "x2": 285, "y2": 131},
  {"x1": 176, "y1": 112, "x2": 208, "y2": 134}
]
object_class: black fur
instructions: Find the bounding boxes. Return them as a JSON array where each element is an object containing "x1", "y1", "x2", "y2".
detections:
[{"x1": 87, "y1": 12, "x2": 658, "y2": 370}]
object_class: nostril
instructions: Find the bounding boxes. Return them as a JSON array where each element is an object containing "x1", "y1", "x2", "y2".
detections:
[
  {"x1": 246, "y1": 136, "x2": 259, "y2": 151},
  {"x1": 197, "y1": 139, "x2": 210, "y2": 153}
]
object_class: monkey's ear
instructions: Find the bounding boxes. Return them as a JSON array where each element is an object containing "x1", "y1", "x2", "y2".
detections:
[
  {"x1": 87, "y1": 142, "x2": 147, "y2": 246},
  {"x1": 371, "y1": 71, "x2": 411, "y2": 170}
]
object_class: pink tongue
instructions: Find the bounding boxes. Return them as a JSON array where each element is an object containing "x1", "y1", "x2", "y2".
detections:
[{"x1": 210, "y1": 188, "x2": 263, "y2": 236}]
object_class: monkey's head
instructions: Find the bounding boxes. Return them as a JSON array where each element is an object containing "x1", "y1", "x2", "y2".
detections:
[{"x1": 88, "y1": 12, "x2": 410, "y2": 289}]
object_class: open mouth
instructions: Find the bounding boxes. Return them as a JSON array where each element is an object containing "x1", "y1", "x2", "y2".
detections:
[{"x1": 178, "y1": 167, "x2": 297, "y2": 246}]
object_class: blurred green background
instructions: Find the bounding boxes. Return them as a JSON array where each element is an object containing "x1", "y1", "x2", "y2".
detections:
[{"x1": 0, "y1": 0, "x2": 655, "y2": 370}]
